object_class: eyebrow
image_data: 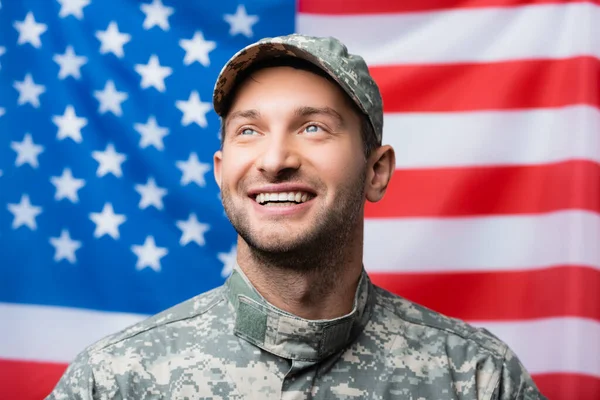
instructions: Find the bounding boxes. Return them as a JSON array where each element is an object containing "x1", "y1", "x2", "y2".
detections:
[
  {"x1": 225, "y1": 106, "x2": 344, "y2": 129},
  {"x1": 294, "y1": 106, "x2": 344, "y2": 128},
  {"x1": 225, "y1": 109, "x2": 261, "y2": 129}
]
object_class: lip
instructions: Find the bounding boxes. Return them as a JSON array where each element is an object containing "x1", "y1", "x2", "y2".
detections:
[{"x1": 250, "y1": 195, "x2": 314, "y2": 216}]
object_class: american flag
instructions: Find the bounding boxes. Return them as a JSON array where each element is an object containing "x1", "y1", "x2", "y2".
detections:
[{"x1": 0, "y1": 0, "x2": 598, "y2": 399}]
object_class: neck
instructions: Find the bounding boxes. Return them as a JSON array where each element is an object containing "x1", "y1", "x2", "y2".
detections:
[{"x1": 235, "y1": 227, "x2": 364, "y2": 320}]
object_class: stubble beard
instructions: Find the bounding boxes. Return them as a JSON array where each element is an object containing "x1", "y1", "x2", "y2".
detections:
[{"x1": 221, "y1": 167, "x2": 367, "y2": 275}]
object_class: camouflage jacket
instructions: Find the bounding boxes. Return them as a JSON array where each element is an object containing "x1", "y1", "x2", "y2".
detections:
[{"x1": 47, "y1": 266, "x2": 546, "y2": 399}]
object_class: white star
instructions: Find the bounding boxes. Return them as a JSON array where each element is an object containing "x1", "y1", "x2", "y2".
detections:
[
  {"x1": 134, "y1": 55, "x2": 172, "y2": 92},
  {"x1": 176, "y1": 213, "x2": 210, "y2": 246},
  {"x1": 50, "y1": 168, "x2": 86, "y2": 203},
  {"x1": 224, "y1": 5, "x2": 259, "y2": 38},
  {"x1": 7, "y1": 194, "x2": 43, "y2": 230},
  {"x1": 179, "y1": 31, "x2": 216, "y2": 67},
  {"x1": 134, "y1": 177, "x2": 167, "y2": 210},
  {"x1": 11, "y1": 133, "x2": 44, "y2": 168},
  {"x1": 57, "y1": 0, "x2": 91, "y2": 19},
  {"x1": 13, "y1": 73, "x2": 46, "y2": 108},
  {"x1": 89, "y1": 203, "x2": 126, "y2": 239},
  {"x1": 0, "y1": 107, "x2": 5, "y2": 117},
  {"x1": 94, "y1": 80, "x2": 128, "y2": 116},
  {"x1": 175, "y1": 91, "x2": 211, "y2": 128},
  {"x1": 176, "y1": 152, "x2": 210, "y2": 187},
  {"x1": 14, "y1": 12, "x2": 48, "y2": 48},
  {"x1": 217, "y1": 245, "x2": 237, "y2": 278},
  {"x1": 95, "y1": 21, "x2": 131, "y2": 58},
  {"x1": 52, "y1": 105, "x2": 88, "y2": 142},
  {"x1": 53, "y1": 46, "x2": 87, "y2": 79},
  {"x1": 49, "y1": 229, "x2": 82, "y2": 264},
  {"x1": 0, "y1": 46, "x2": 6, "y2": 70},
  {"x1": 140, "y1": 0, "x2": 174, "y2": 31},
  {"x1": 134, "y1": 115, "x2": 169, "y2": 150},
  {"x1": 92, "y1": 143, "x2": 127, "y2": 178},
  {"x1": 132, "y1": 236, "x2": 168, "y2": 272}
]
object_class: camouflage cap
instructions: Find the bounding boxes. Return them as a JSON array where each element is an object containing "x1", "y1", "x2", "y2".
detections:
[{"x1": 212, "y1": 34, "x2": 383, "y2": 145}]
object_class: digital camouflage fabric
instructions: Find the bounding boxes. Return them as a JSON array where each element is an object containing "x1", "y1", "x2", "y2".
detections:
[
  {"x1": 212, "y1": 34, "x2": 384, "y2": 145},
  {"x1": 47, "y1": 266, "x2": 547, "y2": 399}
]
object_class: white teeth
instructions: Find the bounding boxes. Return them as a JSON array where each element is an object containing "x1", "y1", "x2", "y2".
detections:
[{"x1": 255, "y1": 191, "x2": 312, "y2": 204}]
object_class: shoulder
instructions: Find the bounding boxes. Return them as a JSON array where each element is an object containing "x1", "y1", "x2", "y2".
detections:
[
  {"x1": 87, "y1": 285, "x2": 226, "y2": 355},
  {"x1": 372, "y1": 284, "x2": 505, "y2": 355},
  {"x1": 46, "y1": 286, "x2": 227, "y2": 399},
  {"x1": 369, "y1": 285, "x2": 547, "y2": 399}
]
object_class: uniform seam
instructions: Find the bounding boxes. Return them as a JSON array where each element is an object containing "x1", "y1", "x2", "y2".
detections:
[
  {"x1": 89, "y1": 294, "x2": 226, "y2": 354},
  {"x1": 482, "y1": 343, "x2": 507, "y2": 400}
]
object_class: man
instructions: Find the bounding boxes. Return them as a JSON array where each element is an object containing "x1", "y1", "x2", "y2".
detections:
[{"x1": 47, "y1": 34, "x2": 546, "y2": 399}]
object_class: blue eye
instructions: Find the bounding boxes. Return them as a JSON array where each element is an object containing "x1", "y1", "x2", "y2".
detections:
[
  {"x1": 240, "y1": 128, "x2": 257, "y2": 136},
  {"x1": 304, "y1": 124, "x2": 321, "y2": 134}
]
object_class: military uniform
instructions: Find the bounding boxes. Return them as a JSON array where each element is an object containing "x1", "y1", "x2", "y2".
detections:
[{"x1": 47, "y1": 266, "x2": 545, "y2": 399}]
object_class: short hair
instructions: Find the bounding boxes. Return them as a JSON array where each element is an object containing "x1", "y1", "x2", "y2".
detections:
[{"x1": 219, "y1": 57, "x2": 379, "y2": 159}]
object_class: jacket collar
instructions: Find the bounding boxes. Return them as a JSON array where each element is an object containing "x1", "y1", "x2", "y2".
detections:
[{"x1": 225, "y1": 265, "x2": 373, "y2": 362}]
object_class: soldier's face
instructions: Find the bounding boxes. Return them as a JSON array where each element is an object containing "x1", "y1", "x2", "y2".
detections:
[{"x1": 214, "y1": 66, "x2": 367, "y2": 256}]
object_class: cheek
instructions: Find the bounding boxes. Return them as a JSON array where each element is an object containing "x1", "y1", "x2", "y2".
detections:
[
  {"x1": 220, "y1": 148, "x2": 256, "y2": 189},
  {"x1": 306, "y1": 145, "x2": 363, "y2": 189}
]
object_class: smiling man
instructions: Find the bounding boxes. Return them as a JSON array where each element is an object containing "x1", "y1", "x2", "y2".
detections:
[{"x1": 47, "y1": 35, "x2": 546, "y2": 400}]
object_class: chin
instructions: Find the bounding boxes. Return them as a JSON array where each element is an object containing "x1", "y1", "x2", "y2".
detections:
[
  {"x1": 242, "y1": 224, "x2": 323, "y2": 254},
  {"x1": 247, "y1": 232, "x2": 305, "y2": 253}
]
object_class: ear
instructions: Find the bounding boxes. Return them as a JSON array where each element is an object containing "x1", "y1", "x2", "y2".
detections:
[
  {"x1": 365, "y1": 145, "x2": 395, "y2": 203},
  {"x1": 213, "y1": 150, "x2": 223, "y2": 190}
]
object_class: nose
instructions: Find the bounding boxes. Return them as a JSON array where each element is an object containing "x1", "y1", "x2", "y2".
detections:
[{"x1": 255, "y1": 133, "x2": 301, "y2": 179}]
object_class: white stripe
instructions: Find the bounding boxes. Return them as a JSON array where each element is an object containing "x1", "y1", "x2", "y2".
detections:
[
  {"x1": 384, "y1": 106, "x2": 600, "y2": 169},
  {"x1": 1, "y1": 303, "x2": 598, "y2": 377},
  {"x1": 297, "y1": 3, "x2": 600, "y2": 65},
  {"x1": 0, "y1": 303, "x2": 146, "y2": 363},
  {"x1": 473, "y1": 317, "x2": 600, "y2": 377},
  {"x1": 364, "y1": 210, "x2": 600, "y2": 272}
]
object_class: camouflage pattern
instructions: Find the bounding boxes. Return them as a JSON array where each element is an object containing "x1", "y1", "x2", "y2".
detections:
[
  {"x1": 212, "y1": 34, "x2": 384, "y2": 145},
  {"x1": 47, "y1": 265, "x2": 547, "y2": 399}
]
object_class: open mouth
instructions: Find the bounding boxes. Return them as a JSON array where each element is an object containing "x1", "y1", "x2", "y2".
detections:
[{"x1": 254, "y1": 191, "x2": 314, "y2": 207}]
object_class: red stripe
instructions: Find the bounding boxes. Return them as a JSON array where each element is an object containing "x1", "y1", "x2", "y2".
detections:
[
  {"x1": 365, "y1": 160, "x2": 600, "y2": 218},
  {"x1": 369, "y1": 265, "x2": 600, "y2": 321},
  {"x1": 534, "y1": 373, "x2": 600, "y2": 400},
  {"x1": 0, "y1": 359, "x2": 66, "y2": 400},
  {"x1": 299, "y1": 0, "x2": 600, "y2": 14},
  {"x1": 371, "y1": 56, "x2": 600, "y2": 112},
  {"x1": 2, "y1": 361, "x2": 599, "y2": 400}
]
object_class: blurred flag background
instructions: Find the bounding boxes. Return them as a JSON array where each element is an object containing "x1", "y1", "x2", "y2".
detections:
[{"x1": 0, "y1": 0, "x2": 598, "y2": 399}]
